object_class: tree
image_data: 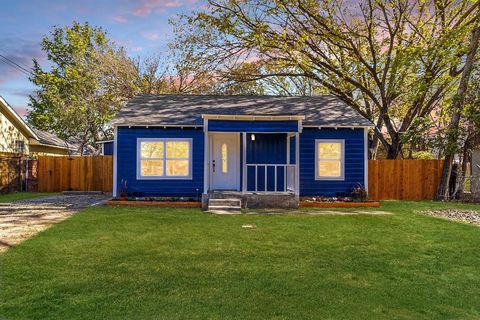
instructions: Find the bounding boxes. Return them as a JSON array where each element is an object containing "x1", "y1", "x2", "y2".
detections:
[
  {"x1": 28, "y1": 22, "x2": 140, "y2": 154},
  {"x1": 436, "y1": 25, "x2": 480, "y2": 200},
  {"x1": 173, "y1": 0, "x2": 480, "y2": 158}
]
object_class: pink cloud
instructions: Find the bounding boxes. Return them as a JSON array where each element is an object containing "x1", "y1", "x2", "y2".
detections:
[
  {"x1": 112, "y1": 15, "x2": 128, "y2": 23},
  {"x1": 132, "y1": 0, "x2": 182, "y2": 16},
  {"x1": 141, "y1": 31, "x2": 161, "y2": 41},
  {"x1": 13, "y1": 106, "x2": 29, "y2": 117}
]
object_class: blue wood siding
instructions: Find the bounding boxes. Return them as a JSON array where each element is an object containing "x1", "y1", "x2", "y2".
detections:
[
  {"x1": 208, "y1": 120, "x2": 299, "y2": 132},
  {"x1": 246, "y1": 134, "x2": 287, "y2": 192},
  {"x1": 115, "y1": 125, "x2": 365, "y2": 198},
  {"x1": 246, "y1": 134, "x2": 287, "y2": 164},
  {"x1": 116, "y1": 127, "x2": 204, "y2": 198},
  {"x1": 299, "y1": 128, "x2": 365, "y2": 196},
  {"x1": 102, "y1": 142, "x2": 113, "y2": 155}
]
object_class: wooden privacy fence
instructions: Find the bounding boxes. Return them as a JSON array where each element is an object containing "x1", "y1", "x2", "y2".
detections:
[
  {"x1": 368, "y1": 160, "x2": 443, "y2": 200},
  {"x1": 38, "y1": 156, "x2": 113, "y2": 192},
  {"x1": 37, "y1": 156, "x2": 443, "y2": 200}
]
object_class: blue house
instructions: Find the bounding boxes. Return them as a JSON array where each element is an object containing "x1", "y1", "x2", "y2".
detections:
[
  {"x1": 110, "y1": 95, "x2": 373, "y2": 209},
  {"x1": 97, "y1": 140, "x2": 114, "y2": 155}
]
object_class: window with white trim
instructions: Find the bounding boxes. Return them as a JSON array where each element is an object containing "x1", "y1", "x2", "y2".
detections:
[
  {"x1": 137, "y1": 138, "x2": 192, "y2": 179},
  {"x1": 315, "y1": 139, "x2": 344, "y2": 180}
]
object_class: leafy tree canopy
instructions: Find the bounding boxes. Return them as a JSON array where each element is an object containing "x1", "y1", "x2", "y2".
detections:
[{"x1": 172, "y1": 0, "x2": 480, "y2": 158}]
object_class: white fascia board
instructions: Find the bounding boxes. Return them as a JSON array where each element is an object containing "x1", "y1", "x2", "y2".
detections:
[{"x1": 0, "y1": 96, "x2": 38, "y2": 139}]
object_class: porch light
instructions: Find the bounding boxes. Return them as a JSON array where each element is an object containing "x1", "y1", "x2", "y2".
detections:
[{"x1": 251, "y1": 133, "x2": 255, "y2": 141}]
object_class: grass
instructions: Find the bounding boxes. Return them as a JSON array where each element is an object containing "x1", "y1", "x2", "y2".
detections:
[
  {"x1": 1, "y1": 201, "x2": 480, "y2": 319},
  {"x1": 0, "y1": 192, "x2": 57, "y2": 203}
]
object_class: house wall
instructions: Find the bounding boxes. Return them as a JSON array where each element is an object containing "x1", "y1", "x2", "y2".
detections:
[
  {"x1": 102, "y1": 142, "x2": 114, "y2": 155},
  {"x1": 115, "y1": 126, "x2": 365, "y2": 198},
  {"x1": 116, "y1": 127, "x2": 204, "y2": 198},
  {"x1": 29, "y1": 145, "x2": 70, "y2": 156},
  {"x1": 299, "y1": 127, "x2": 365, "y2": 197},
  {"x1": 0, "y1": 110, "x2": 29, "y2": 154},
  {"x1": 208, "y1": 120, "x2": 299, "y2": 132}
]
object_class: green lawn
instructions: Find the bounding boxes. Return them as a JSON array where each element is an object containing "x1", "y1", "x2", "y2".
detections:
[
  {"x1": 0, "y1": 192, "x2": 56, "y2": 203},
  {"x1": 1, "y1": 201, "x2": 480, "y2": 319}
]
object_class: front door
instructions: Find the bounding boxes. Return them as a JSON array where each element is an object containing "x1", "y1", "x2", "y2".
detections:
[{"x1": 210, "y1": 133, "x2": 239, "y2": 190}]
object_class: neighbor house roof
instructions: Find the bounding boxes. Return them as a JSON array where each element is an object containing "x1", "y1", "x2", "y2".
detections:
[
  {"x1": 110, "y1": 95, "x2": 373, "y2": 127},
  {"x1": 30, "y1": 129, "x2": 73, "y2": 150}
]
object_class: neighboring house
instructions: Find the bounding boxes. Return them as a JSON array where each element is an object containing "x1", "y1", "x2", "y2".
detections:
[
  {"x1": 0, "y1": 96, "x2": 35, "y2": 155},
  {"x1": 110, "y1": 95, "x2": 373, "y2": 208},
  {"x1": 0, "y1": 96, "x2": 73, "y2": 156},
  {"x1": 97, "y1": 140, "x2": 114, "y2": 155},
  {"x1": 30, "y1": 129, "x2": 75, "y2": 156}
]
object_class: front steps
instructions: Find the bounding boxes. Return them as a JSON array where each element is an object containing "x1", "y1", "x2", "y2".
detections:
[
  {"x1": 202, "y1": 190, "x2": 298, "y2": 213},
  {"x1": 207, "y1": 198, "x2": 242, "y2": 214}
]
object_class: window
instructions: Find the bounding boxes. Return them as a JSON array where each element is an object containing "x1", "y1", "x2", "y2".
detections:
[
  {"x1": 14, "y1": 140, "x2": 25, "y2": 154},
  {"x1": 221, "y1": 143, "x2": 228, "y2": 173},
  {"x1": 137, "y1": 138, "x2": 192, "y2": 179},
  {"x1": 315, "y1": 139, "x2": 344, "y2": 180}
]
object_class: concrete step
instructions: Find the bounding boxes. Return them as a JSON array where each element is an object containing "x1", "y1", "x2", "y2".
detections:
[
  {"x1": 207, "y1": 205, "x2": 242, "y2": 211},
  {"x1": 208, "y1": 198, "x2": 242, "y2": 206},
  {"x1": 207, "y1": 209, "x2": 242, "y2": 215}
]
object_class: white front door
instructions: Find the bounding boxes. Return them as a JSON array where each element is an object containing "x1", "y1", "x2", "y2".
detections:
[{"x1": 210, "y1": 133, "x2": 239, "y2": 190}]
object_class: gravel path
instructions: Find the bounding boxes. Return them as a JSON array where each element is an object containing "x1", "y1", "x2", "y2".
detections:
[
  {"x1": 425, "y1": 209, "x2": 480, "y2": 226},
  {"x1": 0, "y1": 194, "x2": 111, "y2": 252}
]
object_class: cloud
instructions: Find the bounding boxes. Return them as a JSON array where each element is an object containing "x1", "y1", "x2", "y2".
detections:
[
  {"x1": 0, "y1": 38, "x2": 45, "y2": 84},
  {"x1": 132, "y1": 0, "x2": 182, "y2": 16},
  {"x1": 140, "y1": 31, "x2": 161, "y2": 41},
  {"x1": 13, "y1": 105, "x2": 29, "y2": 117},
  {"x1": 112, "y1": 15, "x2": 128, "y2": 23},
  {"x1": 112, "y1": 15, "x2": 129, "y2": 23}
]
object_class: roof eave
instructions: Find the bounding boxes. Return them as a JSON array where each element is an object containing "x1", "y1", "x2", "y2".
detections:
[{"x1": 0, "y1": 96, "x2": 38, "y2": 140}]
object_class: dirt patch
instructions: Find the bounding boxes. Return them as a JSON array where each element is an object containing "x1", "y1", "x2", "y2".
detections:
[
  {"x1": 425, "y1": 209, "x2": 480, "y2": 226},
  {"x1": 0, "y1": 194, "x2": 110, "y2": 252}
]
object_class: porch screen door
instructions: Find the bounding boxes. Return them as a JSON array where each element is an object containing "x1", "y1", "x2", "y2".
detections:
[{"x1": 210, "y1": 133, "x2": 239, "y2": 190}]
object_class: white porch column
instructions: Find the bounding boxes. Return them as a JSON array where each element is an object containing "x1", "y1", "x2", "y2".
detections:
[
  {"x1": 112, "y1": 125, "x2": 118, "y2": 197},
  {"x1": 295, "y1": 132, "x2": 300, "y2": 196},
  {"x1": 242, "y1": 132, "x2": 247, "y2": 193},
  {"x1": 286, "y1": 134, "x2": 291, "y2": 165},
  {"x1": 203, "y1": 120, "x2": 209, "y2": 194}
]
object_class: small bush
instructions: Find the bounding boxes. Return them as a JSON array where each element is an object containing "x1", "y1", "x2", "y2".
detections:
[{"x1": 351, "y1": 184, "x2": 368, "y2": 201}]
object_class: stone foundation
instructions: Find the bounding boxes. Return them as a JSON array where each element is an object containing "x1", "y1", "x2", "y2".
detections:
[{"x1": 203, "y1": 191, "x2": 299, "y2": 210}]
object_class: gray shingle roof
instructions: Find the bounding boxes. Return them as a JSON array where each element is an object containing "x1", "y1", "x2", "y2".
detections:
[
  {"x1": 32, "y1": 129, "x2": 72, "y2": 149},
  {"x1": 110, "y1": 95, "x2": 373, "y2": 127}
]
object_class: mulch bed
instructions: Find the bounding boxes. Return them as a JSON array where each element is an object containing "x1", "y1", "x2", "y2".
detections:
[
  {"x1": 425, "y1": 209, "x2": 480, "y2": 226},
  {"x1": 106, "y1": 200, "x2": 201, "y2": 208}
]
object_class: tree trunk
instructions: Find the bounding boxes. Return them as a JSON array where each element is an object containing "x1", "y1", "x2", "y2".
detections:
[
  {"x1": 436, "y1": 26, "x2": 480, "y2": 200},
  {"x1": 456, "y1": 141, "x2": 470, "y2": 197},
  {"x1": 370, "y1": 117, "x2": 384, "y2": 159}
]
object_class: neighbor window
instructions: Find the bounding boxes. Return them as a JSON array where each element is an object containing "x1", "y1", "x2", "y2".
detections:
[
  {"x1": 315, "y1": 140, "x2": 344, "y2": 180},
  {"x1": 14, "y1": 140, "x2": 25, "y2": 154},
  {"x1": 137, "y1": 138, "x2": 192, "y2": 179}
]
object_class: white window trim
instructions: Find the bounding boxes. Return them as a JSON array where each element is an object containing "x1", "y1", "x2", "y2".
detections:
[
  {"x1": 136, "y1": 138, "x2": 193, "y2": 180},
  {"x1": 315, "y1": 139, "x2": 345, "y2": 181}
]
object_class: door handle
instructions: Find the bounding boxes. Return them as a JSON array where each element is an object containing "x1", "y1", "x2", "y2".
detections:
[{"x1": 212, "y1": 160, "x2": 216, "y2": 173}]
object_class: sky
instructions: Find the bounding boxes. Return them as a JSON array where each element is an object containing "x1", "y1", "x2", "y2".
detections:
[{"x1": 0, "y1": 0, "x2": 199, "y2": 116}]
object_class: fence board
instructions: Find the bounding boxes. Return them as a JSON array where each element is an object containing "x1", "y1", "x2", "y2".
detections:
[
  {"x1": 37, "y1": 156, "x2": 113, "y2": 192},
  {"x1": 368, "y1": 159, "x2": 443, "y2": 200},
  {"x1": 37, "y1": 156, "x2": 443, "y2": 199}
]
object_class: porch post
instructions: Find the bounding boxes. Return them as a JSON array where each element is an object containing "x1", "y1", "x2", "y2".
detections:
[
  {"x1": 203, "y1": 120, "x2": 209, "y2": 194},
  {"x1": 295, "y1": 132, "x2": 300, "y2": 196},
  {"x1": 286, "y1": 134, "x2": 290, "y2": 165},
  {"x1": 242, "y1": 132, "x2": 247, "y2": 193}
]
